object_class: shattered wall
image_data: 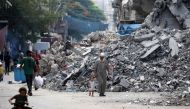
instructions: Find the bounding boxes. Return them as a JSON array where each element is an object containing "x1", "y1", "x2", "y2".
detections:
[
  {"x1": 132, "y1": 0, "x2": 155, "y2": 15},
  {"x1": 144, "y1": 0, "x2": 190, "y2": 29},
  {"x1": 128, "y1": 0, "x2": 155, "y2": 19},
  {"x1": 112, "y1": 0, "x2": 123, "y2": 24},
  {"x1": 144, "y1": 8, "x2": 182, "y2": 29},
  {"x1": 114, "y1": 0, "x2": 190, "y2": 30},
  {"x1": 113, "y1": 0, "x2": 155, "y2": 23}
]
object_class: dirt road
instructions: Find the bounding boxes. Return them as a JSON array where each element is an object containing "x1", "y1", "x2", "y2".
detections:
[{"x1": 0, "y1": 73, "x2": 189, "y2": 109}]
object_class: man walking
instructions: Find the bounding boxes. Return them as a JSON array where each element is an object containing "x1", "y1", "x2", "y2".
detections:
[
  {"x1": 21, "y1": 50, "x2": 36, "y2": 96},
  {"x1": 94, "y1": 53, "x2": 109, "y2": 96}
]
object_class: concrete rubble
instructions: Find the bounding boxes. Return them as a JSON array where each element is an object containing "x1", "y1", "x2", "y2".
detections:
[
  {"x1": 169, "y1": 37, "x2": 179, "y2": 57},
  {"x1": 41, "y1": 28, "x2": 190, "y2": 105},
  {"x1": 41, "y1": 0, "x2": 190, "y2": 106},
  {"x1": 42, "y1": 31, "x2": 117, "y2": 91}
]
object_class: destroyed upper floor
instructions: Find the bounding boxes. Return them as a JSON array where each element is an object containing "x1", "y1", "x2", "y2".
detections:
[{"x1": 112, "y1": 0, "x2": 190, "y2": 29}]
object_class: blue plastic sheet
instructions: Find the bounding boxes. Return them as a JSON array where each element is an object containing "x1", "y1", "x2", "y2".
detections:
[
  {"x1": 118, "y1": 24, "x2": 141, "y2": 35},
  {"x1": 14, "y1": 68, "x2": 26, "y2": 82}
]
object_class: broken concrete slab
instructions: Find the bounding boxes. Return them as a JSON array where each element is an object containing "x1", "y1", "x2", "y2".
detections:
[
  {"x1": 140, "y1": 75, "x2": 145, "y2": 81},
  {"x1": 156, "y1": 68, "x2": 166, "y2": 77},
  {"x1": 174, "y1": 32, "x2": 182, "y2": 41},
  {"x1": 134, "y1": 33, "x2": 155, "y2": 42},
  {"x1": 168, "y1": 2, "x2": 190, "y2": 29},
  {"x1": 152, "y1": 26, "x2": 162, "y2": 33},
  {"x1": 169, "y1": 37, "x2": 179, "y2": 57},
  {"x1": 141, "y1": 39, "x2": 159, "y2": 48},
  {"x1": 119, "y1": 78, "x2": 129, "y2": 89},
  {"x1": 140, "y1": 44, "x2": 161, "y2": 59},
  {"x1": 159, "y1": 34, "x2": 171, "y2": 41},
  {"x1": 184, "y1": 19, "x2": 190, "y2": 29},
  {"x1": 116, "y1": 55, "x2": 127, "y2": 62},
  {"x1": 143, "y1": 0, "x2": 190, "y2": 29}
]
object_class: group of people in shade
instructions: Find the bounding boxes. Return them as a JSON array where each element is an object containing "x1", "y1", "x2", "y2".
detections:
[
  {"x1": 12, "y1": 50, "x2": 41, "y2": 109},
  {"x1": 0, "y1": 49, "x2": 111, "y2": 108},
  {"x1": 0, "y1": 50, "x2": 41, "y2": 95},
  {"x1": 0, "y1": 51, "x2": 11, "y2": 77},
  {"x1": 0, "y1": 50, "x2": 38, "y2": 109},
  {"x1": 0, "y1": 51, "x2": 12, "y2": 82}
]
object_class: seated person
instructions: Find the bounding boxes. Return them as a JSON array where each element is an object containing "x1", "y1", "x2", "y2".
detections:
[{"x1": 9, "y1": 87, "x2": 32, "y2": 109}]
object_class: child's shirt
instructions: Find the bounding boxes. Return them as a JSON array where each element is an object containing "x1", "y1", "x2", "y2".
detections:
[
  {"x1": 89, "y1": 80, "x2": 95, "y2": 91},
  {"x1": 0, "y1": 66, "x2": 4, "y2": 75},
  {"x1": 13, "y1": 94, "x2": 28, "y2": 106}
]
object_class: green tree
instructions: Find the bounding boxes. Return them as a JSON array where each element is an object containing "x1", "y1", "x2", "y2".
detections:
[
  {"x1": 0, "y1": 0, "x2": 61, "y2": 42},
  {"x1": 60, "y1": 0, "x2": 106, "y2": 21},
  {"x1": 0, "y1": 0, "x2": 105, "y2": 42}
]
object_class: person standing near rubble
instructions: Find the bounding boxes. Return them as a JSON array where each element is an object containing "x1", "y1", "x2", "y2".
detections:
[
  {"x1": 4, "y1": 51, "x2": 11, "y2": 75},
  {"x1": 0, "y1": 61, "x2": 5, "y2": 82},
  {"x1": 94, "y1": 52, "x2": 110, "y2": 96},
  {"x1": 21, "y1": 50, "x2": 36, "y2": 96},
  {"x1": 0, "y1": 52, "x2": 3, "y2": 61},
  {"x1": 88, "y1": 74, "x2": 96, "y2": 97},
  {"x1": 32, "y1": 51, "x2": 41, "y2": 75}
]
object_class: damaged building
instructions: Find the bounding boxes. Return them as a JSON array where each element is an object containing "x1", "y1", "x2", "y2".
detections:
[
  {"x1": 144, "y1": 0, "x2": 190, "y2": 29},
  {"x1": 113, "y1": 0, "x2": 190, "y2": 30},
  {"x1": 112, "y1": 0, "x2": 155, "y2": 24}
]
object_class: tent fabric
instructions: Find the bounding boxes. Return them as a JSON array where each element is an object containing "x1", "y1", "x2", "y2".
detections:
[{"x1": 118, "y1": 24, "x2": 141, "y2": 35}]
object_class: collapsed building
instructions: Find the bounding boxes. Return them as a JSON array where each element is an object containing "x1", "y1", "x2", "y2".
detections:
[
  {"x1": 112, "y1": 0, "x2": 155, "y2": 24},
  {"x1": 41, "y1": 0, "x2": 190, "y2": 106},
  {"x1": 113, "y1": 0, "x2": 190, "y2": 29},
  {"x1": 144, "y1": 0, "x2": 190, "y2": 29}
]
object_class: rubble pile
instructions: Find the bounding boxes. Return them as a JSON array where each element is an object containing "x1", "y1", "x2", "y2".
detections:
[
  {"x1": 105, "y1": 28, "x2": 190, "y2": 92},
  {"x1": 40, "y1": 39, "x2": 91, "y2": 91},
  {"x1": 41, "y1": 29, "x2": 190, "y2": 106},
  {"x1": 42, "y1": 52, "x2": 86, "y2": 91},
  {"x1": 80, "y1": 28, "x2": 189, "y2": 92},
  {"x1": 40, "y1": 41, "x2": 66, "y2": 75},
  {"x1": 42, "y1": 31, "x2": 117, "y2": 91},
  {"x1": 102, "y1": 28, "x2": 190, "y2": 105},
  {"x1": 41, "y1": 0, "x2": 190, "y2": 105},
  {"x1": 42, "y1": 28, "x2": 190, "y2": 93}
]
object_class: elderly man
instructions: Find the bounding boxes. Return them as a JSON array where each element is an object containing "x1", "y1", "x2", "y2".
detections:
[{"x1": 94, "y1": 53, "x2": 109, "y2": 96}]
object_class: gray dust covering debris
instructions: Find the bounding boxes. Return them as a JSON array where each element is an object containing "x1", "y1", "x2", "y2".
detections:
[{"x1": 41, "y1": 0, "x2": 190, "y2": 106}]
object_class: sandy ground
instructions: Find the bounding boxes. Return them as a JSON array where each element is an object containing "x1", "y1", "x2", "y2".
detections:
[{"x1": 0, "y1": 73, "x2": 189, "y2": 109}]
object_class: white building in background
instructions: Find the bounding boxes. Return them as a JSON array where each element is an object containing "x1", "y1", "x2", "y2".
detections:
[
  {"x1": 122, "y1": 0, "x2": 128, "y2": 4},
  {"x1": 91, "y1": 0, "x2": 115, "y2": 31}
]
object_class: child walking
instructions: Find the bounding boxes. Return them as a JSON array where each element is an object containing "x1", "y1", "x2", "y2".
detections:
[
  {"x1": 0, "y1": 62, "x2": 5, "y2": 82},
  {"x1": 9, "y1": 87, "x2": 32, "y2": 109},
  {"x1": 88, "y1": 75, "x2": 96, "y2": 97}
]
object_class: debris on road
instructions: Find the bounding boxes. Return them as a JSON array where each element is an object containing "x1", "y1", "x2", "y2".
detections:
[{"x1": 41, "y1": 0, "x2": 190, "y2": 106}]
